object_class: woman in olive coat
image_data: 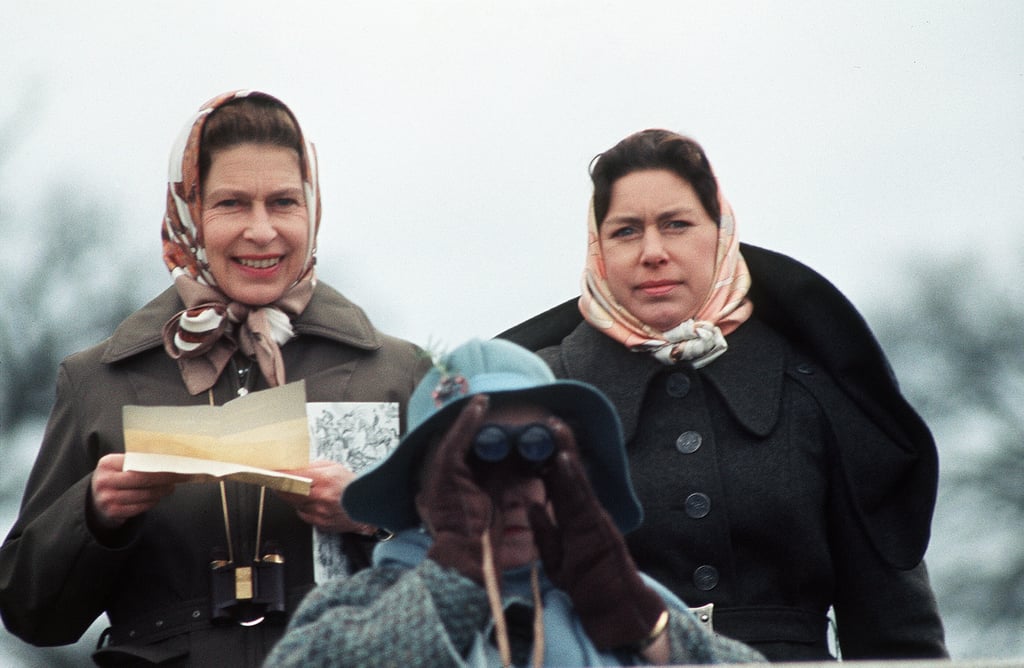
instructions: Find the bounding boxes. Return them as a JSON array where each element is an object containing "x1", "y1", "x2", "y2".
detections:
[{"x1": 0, "y1": 90, "x2": 427, "y2": 666}]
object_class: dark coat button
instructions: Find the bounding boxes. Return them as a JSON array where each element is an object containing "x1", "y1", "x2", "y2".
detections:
[
  {"x1": 796, "y1": 362, "x2": 815, "y2": 375},
  {"x1": 675, "y1": 431, "x2": 702, "y2": 454},
  {"x1": 665, "y1": 372, "x2": 691, "y2": 398},
  {"x1": 685, "y1": 492, "x2": 711, "y2": 518},
  {"x1": 693, "y1": 565, "x2": 720, "y2": 591}
]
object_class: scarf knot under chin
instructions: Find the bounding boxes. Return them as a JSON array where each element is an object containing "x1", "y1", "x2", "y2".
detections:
[
  {"x1": 162, "y1": 275, "x2": 313, "y2": 395},
  {"x1": 639, "y1": 319, "x2": 729, "y2": 367}
]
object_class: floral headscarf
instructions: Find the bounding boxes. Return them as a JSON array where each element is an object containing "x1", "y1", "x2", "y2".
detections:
[
  {"x1": 579, "y1": 186, "x2": 753, "y2": 368},
  {"x1": 161, "y1": 90, "x2": 321, "y2": 395}
]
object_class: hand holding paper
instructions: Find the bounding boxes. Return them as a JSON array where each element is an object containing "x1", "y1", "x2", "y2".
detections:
[
  {"x1": 90, "y1": 453, "x2": 190, "y2": 530},
  {"x1": 275, "y1": 460, "x2": 375, "y2": 534}
]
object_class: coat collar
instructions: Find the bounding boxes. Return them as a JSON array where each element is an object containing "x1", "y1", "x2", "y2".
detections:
[
  {"x1": 100, "y1": 282, "x2": 383, "y2": 364},
  {"x1": 558, "y1": 318, "x2": 784, "y2": 442}
]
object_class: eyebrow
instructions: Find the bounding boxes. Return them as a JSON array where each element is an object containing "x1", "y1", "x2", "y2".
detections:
[
  {"x1": 604, "y1": 205, "x2": 700, "y2": 225},
  {"x1": 656, "y1": 207, "x2": 700, "y2": 221},
  {"x1": 203, "y1": 185, "x2": 305, "y2": 199}
]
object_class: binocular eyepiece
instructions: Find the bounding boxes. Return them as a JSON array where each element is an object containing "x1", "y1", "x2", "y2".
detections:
[{"x1": 472, "y1": 423, "x2": 555, "y2": 465}]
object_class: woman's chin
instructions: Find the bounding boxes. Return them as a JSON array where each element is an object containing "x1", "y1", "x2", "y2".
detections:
[{"x1": 497, "y1": 534, "x2": 539, "y2": 570}]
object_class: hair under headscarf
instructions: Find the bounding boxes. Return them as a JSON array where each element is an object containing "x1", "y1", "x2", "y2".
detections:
[
  {"x1": 160, "y1": 90, "x2": 321, "y2": 395},
  {"x1": 579, "y1": 177, "x2": 753, "y2": 368}
]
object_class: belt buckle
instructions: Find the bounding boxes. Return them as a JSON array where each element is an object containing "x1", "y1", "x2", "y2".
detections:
[{"x1": 690, "y1": 602, "x2": 714, "y2": 631}]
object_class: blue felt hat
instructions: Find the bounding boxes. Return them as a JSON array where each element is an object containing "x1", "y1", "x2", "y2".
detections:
[{"x1": 343, "y1": 338, "x2": 642, "y2": 534}]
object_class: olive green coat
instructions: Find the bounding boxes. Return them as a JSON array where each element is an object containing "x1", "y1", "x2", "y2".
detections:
[{"x1": 0, "y1": 283, "x2": 428, "y2": 666}]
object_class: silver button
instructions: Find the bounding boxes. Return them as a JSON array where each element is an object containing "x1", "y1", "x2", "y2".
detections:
[
  {"x1": 685, "y1": 492, "x2": 711, "y2": 519},
  {"x1": 693, "y1": 565, "x2": 720, "y2": 591},
  {"x1": 675, "y1": 431, "x2": 702, "y2": 454}
]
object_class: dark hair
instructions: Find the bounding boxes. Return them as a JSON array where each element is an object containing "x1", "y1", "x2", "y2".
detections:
[
  {"x1": 590, "y1": 129, "x2": 720, "y2": 227},
  {"x1": 199, "y1": 96, "x2": 303, "y2": 184}
]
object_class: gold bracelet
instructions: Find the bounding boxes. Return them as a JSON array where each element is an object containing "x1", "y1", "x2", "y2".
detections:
[{"x1": 638, "y1": 609, "x2": 670, "y2": 650}]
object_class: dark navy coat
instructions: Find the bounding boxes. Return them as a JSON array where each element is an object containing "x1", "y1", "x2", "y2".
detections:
[{"x1": 499, "y1": 244, "x2": 948, "y2": 661}]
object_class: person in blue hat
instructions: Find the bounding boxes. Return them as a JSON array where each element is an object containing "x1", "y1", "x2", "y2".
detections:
[{"x1": 265, "y1": 339, "x2": 763, "y2": 667}]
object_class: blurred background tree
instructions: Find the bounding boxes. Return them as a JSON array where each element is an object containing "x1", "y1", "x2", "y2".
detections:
[
  {"x1": 871, "y1": 256, "x2": 1024, "y2": 658},
  {"x1": 0, "y1": 98, "x2": 145, "y2": 666},
  {"x1": 0, "y1": 186, "x2": 142, "y2": 431},
  {"x1": 0, "y1": 88, "x2": 145, "y2": 438}
]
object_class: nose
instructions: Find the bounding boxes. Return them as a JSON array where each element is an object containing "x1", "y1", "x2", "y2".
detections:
[
  {"x1": 499, "y1": 484, "x2": 529, "y2": 507},
  {"x1": 244, "y1": 203, "x2": 277, "y2": 244},
  {"x1": 640, "y1": 229, "x2": 669, "y2": 266}
]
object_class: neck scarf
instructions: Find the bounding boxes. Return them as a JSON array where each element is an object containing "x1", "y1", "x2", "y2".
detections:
[
  {"x1": 161, "y1": 90, "x2": 321, "y2": 395},
  {"x1": 377, "y1": 528, "x2": 624, "y2": 667},
  {"x1": 579, "y1": 186, "x2": 753, "y2": 367}
]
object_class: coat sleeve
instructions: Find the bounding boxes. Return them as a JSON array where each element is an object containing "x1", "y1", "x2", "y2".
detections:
[
  {"x1": 827, "y1": 453, "x2": 949, "y2": 659},
  {"x1": 782, "y1": 363, "x2": 947, "y2": 659},
  {"x1": 0, "y1": 362, "x2": 138, "y2": 645},
  {"x1": 265, "y1": 560, "x2": 491, "y2": 668}
]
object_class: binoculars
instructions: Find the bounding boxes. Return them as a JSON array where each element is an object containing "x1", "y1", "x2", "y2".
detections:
[
  {"x1": 472, "y1": 423, "x2": 555, "y2": 465},
  {"x1": 210, "y1": 541, "x2": 286, "y2": 626}
]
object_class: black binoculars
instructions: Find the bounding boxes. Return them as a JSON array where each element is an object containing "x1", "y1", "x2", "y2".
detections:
[
  {"x1": 472, "y1": 423, "x2": 555, "y2": 465},
  {"x1": 210, "y1": 541, "x2": 286, "y2": 625}
]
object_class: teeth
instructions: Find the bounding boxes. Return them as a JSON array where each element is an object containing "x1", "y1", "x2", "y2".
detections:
[{"x1": 238, "y1": 257, "x2": 280, "y2": 269}]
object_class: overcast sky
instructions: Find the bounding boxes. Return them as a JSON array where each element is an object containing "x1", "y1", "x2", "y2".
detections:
[{"x1": 4, "y1": 1, "x2": 1023, "y2": 350}]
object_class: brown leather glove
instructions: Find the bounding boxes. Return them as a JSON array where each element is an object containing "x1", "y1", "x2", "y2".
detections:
[
  {"x1": 528, "y1": 416, "x2": 666, "y2": 650},
  {"x1": 417, "y1": 394, "x2": 493, "y2": 585}
]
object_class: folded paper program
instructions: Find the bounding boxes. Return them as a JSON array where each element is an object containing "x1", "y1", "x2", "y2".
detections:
[{"x1": 122, "y1": 380, "x2": 313, "y2": 495}]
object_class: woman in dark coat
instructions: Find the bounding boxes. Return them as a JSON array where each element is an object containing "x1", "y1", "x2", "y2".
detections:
[
  {"x1": 499, "y1": 129, "x2": 948, "y2": 662},
  {"x1": 0, "y1": 90, "x2": 427, "y2": 666}
]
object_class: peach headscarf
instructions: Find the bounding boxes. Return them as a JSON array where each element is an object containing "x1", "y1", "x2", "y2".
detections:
[
  {"x1": 579, "y1": 188, "x2": 753, "y2": 367},
  {"x1": 160, "y1": 90, "x2": 321, "y2": 395}
]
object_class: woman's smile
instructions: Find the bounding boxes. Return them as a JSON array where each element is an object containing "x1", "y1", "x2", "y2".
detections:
[{"x1": 235, "y1": 254, "x2": 284, "y2": 271}]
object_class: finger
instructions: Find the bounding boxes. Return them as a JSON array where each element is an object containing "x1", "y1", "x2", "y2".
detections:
[
  {"x1": 107, "y1": 472, "x2": 182, "y2": 492},
  {"x1": 541, "y1": 419, "x2": 606, "y2": 526},
  {"x1": 432, "y1": 394, "x2": 490, "y2": 478},
  {"x1": 97, "y1": 486, "x2": 176, "y2": 522},
  {"x1": 102, "y1": 484, "x2": 177, "y2": 507},
  {"x1": 527, "y1": 502, "x2": 563, "y2": 572},
  {"x1": 541, "y1": 417, "x2": 588, "y2": 493},
  {"x1": 544, "y1": 415, "x2": 580, "y2": 458},
  {"x1": 97, "y1": 453, "x2": 125, "y2": 471}
]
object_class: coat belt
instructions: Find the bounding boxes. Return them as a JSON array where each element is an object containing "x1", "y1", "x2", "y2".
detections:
[
  {"x1": 101, "y1": 585, "x2": 313, "y2": 648},
  {"x1": 711, "y1": 605, "x2": 829, "y2": 644}
]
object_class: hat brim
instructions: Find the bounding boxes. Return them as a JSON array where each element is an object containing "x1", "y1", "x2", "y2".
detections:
[{"x1": 343, "y1": 379, "x2": 642, "y2": 535}]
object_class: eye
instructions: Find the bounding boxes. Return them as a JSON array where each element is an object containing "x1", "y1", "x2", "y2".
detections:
[
  {"x1": 607, "y1": 224, "x2": 638, "y2": 239},
  {"x1": 666, "y1": 219, "x2": 692, "y2": 230},
  {"x1": 213, "y1": 198, "x2": 240, "y2": 208},
  {"x1": 273, "y1": 197, "x2": 301, "y2": 207}
]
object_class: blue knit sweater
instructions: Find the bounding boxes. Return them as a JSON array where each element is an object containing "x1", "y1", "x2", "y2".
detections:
[{"x1": 265, "y1": 528, "x2": 763, "y2": 667}]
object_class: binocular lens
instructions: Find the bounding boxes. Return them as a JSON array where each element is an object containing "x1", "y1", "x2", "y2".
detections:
[
  {"x1": 517, "y1": 425, "x2": 555, "y2": 462},
  {"x1": 472, "y1": 423, "x2": 555, "y2": 464},
  {"x1": 473, "y1": 425, "x2": 511, "y2": 462}
]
